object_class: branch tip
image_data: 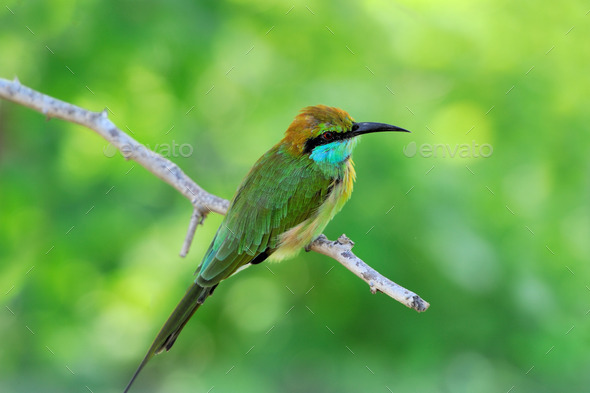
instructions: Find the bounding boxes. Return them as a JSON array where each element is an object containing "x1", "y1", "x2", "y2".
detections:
[
  {"x1": 411, "y1": 296, "x2": 430, "y2": 312},
  {"x1": 180, "y1": 206, "x2": 206, "y2": 257}
]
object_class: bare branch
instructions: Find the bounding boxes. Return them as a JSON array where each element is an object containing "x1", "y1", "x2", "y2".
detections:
[
  {"x1": 0, "y1": 77, "x2": 229, "y2": 216},
  {"x1": 180, "y1": 207, "x2": 204, "y2": 257},
  {"x1": 0, "y1": 77, "x2": 430, "y2": 312},
  {"x1": 311, "y1": 235, "x2": 429, "y2": 312}
]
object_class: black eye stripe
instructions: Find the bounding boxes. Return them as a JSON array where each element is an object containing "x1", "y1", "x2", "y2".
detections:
[{"x1": 303, "y1": 128, "x2": 355, "y2": 154}]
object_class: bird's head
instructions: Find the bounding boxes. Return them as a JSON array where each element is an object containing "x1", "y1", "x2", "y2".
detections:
[{"x1": 283, "y1": 105, "x2": 409, "y2": 164}]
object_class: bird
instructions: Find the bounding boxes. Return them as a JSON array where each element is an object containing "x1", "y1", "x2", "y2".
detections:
[{"x1": 123, "y1": 105, "x2": 409, "y2": 392}]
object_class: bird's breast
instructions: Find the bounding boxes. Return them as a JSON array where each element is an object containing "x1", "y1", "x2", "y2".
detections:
[{"x1": 270, "y1": 159, "x2": 356, "y2": 261}]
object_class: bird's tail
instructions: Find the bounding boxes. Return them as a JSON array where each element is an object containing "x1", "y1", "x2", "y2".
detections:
[{"x1": 123, "y1": 282, "x2": 213, "y2": 393}]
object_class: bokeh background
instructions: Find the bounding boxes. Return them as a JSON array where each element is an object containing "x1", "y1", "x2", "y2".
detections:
[{"x1": 1, "y1": 1, "x2": 589, "y2": 392}]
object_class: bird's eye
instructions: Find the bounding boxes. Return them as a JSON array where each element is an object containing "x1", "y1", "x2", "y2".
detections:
[{"x1": 322, "y1": 131, "x2": 335, "y2": 141}]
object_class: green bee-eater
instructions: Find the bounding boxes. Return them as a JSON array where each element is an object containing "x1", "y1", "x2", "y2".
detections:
[{"x1": 124, "y1": 105, "x2": 409, "y2": 391}]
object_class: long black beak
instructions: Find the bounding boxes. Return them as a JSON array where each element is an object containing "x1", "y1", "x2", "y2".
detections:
[{"x1": 352, "y1": 122, "x2": 410, "y2": 136}]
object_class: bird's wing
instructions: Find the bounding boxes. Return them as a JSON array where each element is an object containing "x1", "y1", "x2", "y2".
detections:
[{"x1": 196, "y1": 145, "x2": 333, "y2": 286}]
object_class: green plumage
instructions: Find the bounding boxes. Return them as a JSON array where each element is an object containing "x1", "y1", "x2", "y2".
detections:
[
  {"x1": 124, "y1": 105, "x2": 408, "y2": 392},
  {"x1": 198, "y1": 143, "x2": 335, "y2": 285},
  {"x1": 124, "y1": 145, "x2": 337, "y2": 392}
]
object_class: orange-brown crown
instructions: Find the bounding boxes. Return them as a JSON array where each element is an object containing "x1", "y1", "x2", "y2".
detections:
[{"x1": 282, "y1": 105, "x2": 355, "y2": 154}]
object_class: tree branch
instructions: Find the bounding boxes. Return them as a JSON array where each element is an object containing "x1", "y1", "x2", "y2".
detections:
[
  {"x1": 311, "y1": 235, "x2": 429, "y2": 312},
  {"x1": 0, "y1": 77, "x2": 429, "y2": 313}
]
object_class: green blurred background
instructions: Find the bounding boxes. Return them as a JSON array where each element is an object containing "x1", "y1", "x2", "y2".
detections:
[{"x1": 1, "y1": 1, "x2": 589, "y2": 392}]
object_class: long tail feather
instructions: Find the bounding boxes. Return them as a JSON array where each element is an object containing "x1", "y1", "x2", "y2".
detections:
[{"x1": 123, "y1": 283, "x2": 212, "y2": 393}]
